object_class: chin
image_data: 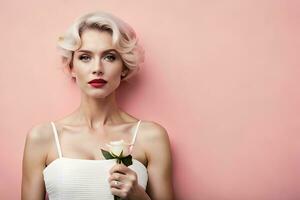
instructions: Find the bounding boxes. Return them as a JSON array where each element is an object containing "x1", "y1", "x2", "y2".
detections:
[
  {"x1": 82, "y1": 84, "x2": 119, "y2": 98},
  {"x1": 87, "y1": 90, "x2": 115, "y2": 98}
]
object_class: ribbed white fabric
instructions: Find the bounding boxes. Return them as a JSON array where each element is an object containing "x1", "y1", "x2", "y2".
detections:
[{"x1": 43, "y1": 120, "x2": 148, "y2": 200}]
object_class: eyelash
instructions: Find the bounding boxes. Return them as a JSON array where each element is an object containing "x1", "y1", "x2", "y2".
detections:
[
  {"x1": 79, "y1": 55, "x2": 90, "y2": 62},
  {"x1": 104, "y1": 54, "x2": 116, "y2": 62},
  {"x1": 79, "y1": 54, "x2": 116, "y2": 62}
]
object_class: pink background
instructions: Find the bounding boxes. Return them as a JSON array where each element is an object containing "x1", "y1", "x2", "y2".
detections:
[{"x1": 1, "y1": 0, "x2": 300, "y2": 199}]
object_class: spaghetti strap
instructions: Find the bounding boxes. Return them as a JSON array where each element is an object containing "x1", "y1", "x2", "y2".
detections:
[
  {"x1": 50, "y1": 121, "x2": 63, "y2": 158},
  {"x1": 131, "y1": 120, "x2": 142, "y2": 145}
]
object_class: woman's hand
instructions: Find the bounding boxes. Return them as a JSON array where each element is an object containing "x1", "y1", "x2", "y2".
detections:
[{"x1": 108, "y1": 163, "x2": 150, "y2": 200}]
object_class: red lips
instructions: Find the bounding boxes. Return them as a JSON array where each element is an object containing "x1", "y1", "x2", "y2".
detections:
[
  {"x1": 88, "y1": 78, "x2": 107, "y2": 88},
  {"x1": 88, "y1": 79, "x2": 107, "y2": 83}
]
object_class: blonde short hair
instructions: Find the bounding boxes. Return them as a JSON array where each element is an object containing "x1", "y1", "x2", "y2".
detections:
[{"x1": 57, "y1": 11, "x2": 144, "y2": 81}]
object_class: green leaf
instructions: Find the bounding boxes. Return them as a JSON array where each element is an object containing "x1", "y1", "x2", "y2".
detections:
[
  {"x1": 121, "y1": 154, "x2": 133, "y2": 166},
  {"x1": 101, "y1": 149, "x2": 115, "y2": 159}
]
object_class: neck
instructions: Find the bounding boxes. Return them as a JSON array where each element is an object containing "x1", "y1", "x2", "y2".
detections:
[{"x1": 75, "y1": 91, "x2": 123, "y2": 130}]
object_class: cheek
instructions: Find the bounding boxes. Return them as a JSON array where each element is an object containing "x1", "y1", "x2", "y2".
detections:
[
  {"x1": 74, "y1": 69, "x2": 87, "y2": 82},
  {"x1": 108, "y1": 62, "x2": 123, "y2": 79},
  {"x1": 108, "y1": 71, "x2": 122, "y2": 88},
  {"x1": 71, "y1": 65, "x2": 89, "y2": 87},
  {"x1": 106, "y1": 65, "x2": 123, "y2": 89},
  {"x1": 72, "y1": 58, "x2": 89, "y2": 76}
]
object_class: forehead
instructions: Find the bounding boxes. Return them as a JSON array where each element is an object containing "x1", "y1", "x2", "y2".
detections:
[{"x1": 77, "y1": 29, "x2": 114, "y2": 53}]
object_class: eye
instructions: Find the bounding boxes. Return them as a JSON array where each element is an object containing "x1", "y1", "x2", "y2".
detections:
[
  {"x1": 79, "y1": 55, "x2": 91, "y2": 62},
  {"x1": 104, "y1": 54, "x2": 116, "y2": 62}
]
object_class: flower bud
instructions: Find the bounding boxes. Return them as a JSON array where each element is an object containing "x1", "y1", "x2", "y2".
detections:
[{"x1": 106, "y1": 140, "x2": 132, "y2": 157}]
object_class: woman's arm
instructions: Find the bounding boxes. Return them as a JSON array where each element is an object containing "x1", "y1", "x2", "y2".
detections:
[
  {"x1": 21, "y1": 124, "x2": 49, "y2": 200},
  {"x1": 144, "y1": 122, "x2": 174, "y2": 200},
  {"x1": 108, "y1": 121, "x2": 174, "y2": 200}
]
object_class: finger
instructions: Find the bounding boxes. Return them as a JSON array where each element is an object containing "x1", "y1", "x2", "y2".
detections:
[
  {"x1": 108, "y1": 173, "x2": 135, "y2": 189},
  {"x1": 110, "y1": 169, "x2": 138, "y2": 185},
  {"x1": 111, "y1": 187, "x2": 128, "y2": 199},
  {"x1": 108, "y1": 172, "x2": 138, "y2": 192},
  {"x1": 108, "y1": 172, "x2": 127, "y2": 183},
  {"x1": 109, "y1": 169, "x2": 138, "y2": 185},
  {"x1": 109, "y1": 163, "x2": 131, "y2": 174},
  {"x1": 110, "y1": 179, "x2": 123, "y2": 189}
]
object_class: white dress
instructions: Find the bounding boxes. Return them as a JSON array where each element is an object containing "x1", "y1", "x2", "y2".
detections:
[{"x1": 43, "y1": 120, "x2": 148, "y2": 200}]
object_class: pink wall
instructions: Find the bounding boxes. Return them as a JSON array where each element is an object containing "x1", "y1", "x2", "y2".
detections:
[{"x1": 1, "y1": 0, "x2": 299, "y2": 199}]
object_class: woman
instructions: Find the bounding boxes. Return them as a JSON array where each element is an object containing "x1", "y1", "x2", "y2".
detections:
[{"x1": 21, "y1": 11, "x2": 173, "y2": 200}]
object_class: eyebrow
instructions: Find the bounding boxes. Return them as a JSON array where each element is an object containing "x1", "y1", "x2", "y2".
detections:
[{"x1": 76, "y1": 49, "x2": 118, "y2": 54}]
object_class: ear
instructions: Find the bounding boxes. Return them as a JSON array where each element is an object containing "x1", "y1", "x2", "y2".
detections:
[
  {"x1": 69, "y1": 54, "x2": 76, "y2": 78},
  {"x1": 69, "y1": 63, "x2": 76, "y2": 78},
  {"x1": 121, "y1": 68, "x2": 129, "y2": 77},
  {"x1": 71, "y1": 69, "x2": 76, "y2": 78}
]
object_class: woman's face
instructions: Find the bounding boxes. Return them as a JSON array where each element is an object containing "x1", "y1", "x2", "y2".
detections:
[{"x1": 71, "y1": 29, "x2": 125, "y2": 98}]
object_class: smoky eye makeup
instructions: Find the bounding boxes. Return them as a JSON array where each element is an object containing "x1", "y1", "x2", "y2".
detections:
[
  {"x1": 103, "y1": 52, "x2": 118, "y2": 61},
  {"x1": 78, "y1": 54, "x2": 91, "y2": 61}
]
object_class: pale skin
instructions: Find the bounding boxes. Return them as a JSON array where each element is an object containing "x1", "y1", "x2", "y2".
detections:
[{"x1": 21, "y1": 29, "x2": 174, "y2": 200}]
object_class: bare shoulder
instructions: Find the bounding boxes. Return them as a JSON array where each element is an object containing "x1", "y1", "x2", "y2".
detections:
[
  {"x1": 26, "y1": 121, "x2": 53, "y2": 145},
  {"x1": 140, "y1": 121, "x2": 168, "y2": 140},
  {"x1": 139, "y1": 120, "x2": 171, "y2": 148},
  {"x1": 24, "y1": 121, "x2": 54, "y2": 161}
]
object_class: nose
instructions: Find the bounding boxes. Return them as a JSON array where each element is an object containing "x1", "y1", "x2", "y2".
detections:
[{"x1": 92, "y1": 57, "x2": 104, "y2": 75}]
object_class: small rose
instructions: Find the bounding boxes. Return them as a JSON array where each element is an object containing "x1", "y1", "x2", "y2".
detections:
[
  {"x1": 101, "y1": 139, "x2": 133, "y2": 165},
  {"x1": 107, "y1": 140, "x2": 131, "y2": 157}
]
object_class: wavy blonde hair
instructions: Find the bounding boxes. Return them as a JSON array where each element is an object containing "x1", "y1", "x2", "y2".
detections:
[{"x1": 57, "y1": 11, "x2": 144, "y2": 81}]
